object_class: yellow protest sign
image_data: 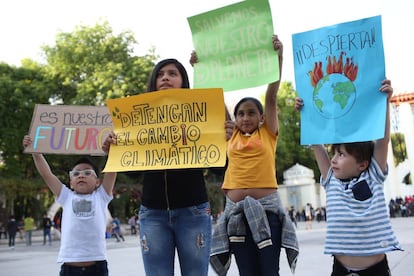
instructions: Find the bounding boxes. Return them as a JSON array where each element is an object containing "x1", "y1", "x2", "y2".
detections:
[{"x1": 103, "y1": 88, "x2": 226, "y2": 172}]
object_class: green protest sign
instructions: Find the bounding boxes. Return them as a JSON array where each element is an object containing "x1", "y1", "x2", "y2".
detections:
[{"x1": 188, "y1": 0, "x2": 278, "y2": 92}]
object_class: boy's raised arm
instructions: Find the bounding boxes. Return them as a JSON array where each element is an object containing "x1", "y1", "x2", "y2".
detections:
[
  {"x1": 311, "y1": 145, "x2": 331, "y2": 180},
  {"x1": 23, "y1": 136, "x2": 63, "y2": 197},
  {"x1": 373, "y1": 79, "x2": 393, "y2": 173},
  {"x1": 101, "y1": 132, "x2": 117, "y2": 195}
]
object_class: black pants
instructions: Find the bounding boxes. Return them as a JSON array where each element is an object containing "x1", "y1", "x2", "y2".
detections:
[
  {"x1": 60, "y1": 260, "x2": 108, "y2": 276},
  {"x1": 331, "y1": 255, "x2": 391, "y2": 276}
]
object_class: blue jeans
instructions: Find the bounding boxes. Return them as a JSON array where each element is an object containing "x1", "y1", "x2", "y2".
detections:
[
  {"x1": 43, "y1": 228, "x2": 52, "y2": 245},
  {"x1": 230, "y1": 211, "x2": 282, "y2": 276},
  {"x1": 25, "y1": 230, "x2": 32, "y2": 246},
  {"x1": 139, "y1": 202, "x2": 212, "y2": 276}
]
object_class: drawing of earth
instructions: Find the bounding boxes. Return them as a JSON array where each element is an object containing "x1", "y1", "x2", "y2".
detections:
[{"x1": 312, "y1": 73, "x2": 356, "y2": 119}]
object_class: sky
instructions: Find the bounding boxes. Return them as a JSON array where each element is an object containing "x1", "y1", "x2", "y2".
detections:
[{"x1": 1, "y1": 0, "x2": 413, "y2": 106}]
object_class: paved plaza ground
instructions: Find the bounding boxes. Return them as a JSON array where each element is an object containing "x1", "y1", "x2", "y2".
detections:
[{"x1": 0, "y1": 217, "x2": 413, "y2": 275}]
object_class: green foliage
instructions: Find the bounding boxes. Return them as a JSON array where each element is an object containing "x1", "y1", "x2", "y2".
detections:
[
  {"x1": 0, "y1": 177, "x2": 48, "y2": 221},
  {"x1": 41, "y1": 20, "x2": 157, "y2": 105},
  {"x1": 206, "y1": 181, "x2": 225, "y2": 217},
  {"x1": 108, "y1": 173, "x2": 143, "y2": 221},
  {"x1": 0, "y1": 63, "x2": 52, "y2": 178},
  {"x1": 403, "y1": 173, "x2": 412, "y2": 185},
  {"x1": 391, "y1": 132, "x2": 407, "y2": 166},
  {"x1": 275, "y1": 82, "x2": 319, "y2": 184},
  {"x1": 0, "y1": 20, "x2": 158, "y2": 218},
  {"x1": 390, "y1": 132, "x2": 411, "y2": 185},
  {"x1": 0, "y1": 61, "x2": 63, "y2": 218}
]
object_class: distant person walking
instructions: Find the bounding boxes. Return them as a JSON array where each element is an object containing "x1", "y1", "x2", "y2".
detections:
[
  {"x1": 7, "y1": 215, "x2": 18, "y2": 248},
  {"x1": 111, "y1": 217, "x2": 125, "y2": 242},
  {"x1": 288, "y1": 206, "x2": 297, "y2": 227},
  {"x1": 23, "y1": 214, "x2": 35, "y2": 246},
  {"x1": 305, "y1": 203, "x2": 313, "y2": 230},
  {"x1": 0, "y1": 221, "x2": 7, "y2": 239},
  {"x1": 128, "y1": 215, "x2": 137, "y2": 235},
  {"x1": 42, "y1": 213, "x2": 53, "y2": 245}
]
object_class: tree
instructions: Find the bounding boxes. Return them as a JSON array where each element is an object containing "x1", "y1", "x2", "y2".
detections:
[
  {"x1": 391, "y1": 132, "x2": 407, "y2": 166},
  {"x1": 0, "y1": 20, "x2": 158, "y2": 219},
  {"x1": 275, "y1": 82, "x2": 319, "y2": 184},
  {"x1": 0, "y1": 62, "x2": 53, "y2": 177},
  {"x1": 391, "y1": 132, "x2": 411, "y2": 185},
  {"x1": 42, "y1": 20, "x2": 157, "y2": 105},
  {"x1": 0, "y1": 62, "x2": 57, "y2": 219}
]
